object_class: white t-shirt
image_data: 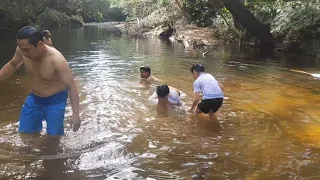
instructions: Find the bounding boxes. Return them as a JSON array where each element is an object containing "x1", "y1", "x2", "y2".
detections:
[
  {"x1": 193, "y1": 73, "x2": 224, "y2": 99},
  {"x1": 149, "y1": 89, "x2": 182, "y2": 105}
]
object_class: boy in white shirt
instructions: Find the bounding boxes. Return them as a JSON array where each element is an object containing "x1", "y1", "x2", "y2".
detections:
[
  {"x1": 149, "y1": 85, "x2": 182, "y2": 106},
  {"x1": 189, "y1": 63, "x2": 224, "y2": 120}
]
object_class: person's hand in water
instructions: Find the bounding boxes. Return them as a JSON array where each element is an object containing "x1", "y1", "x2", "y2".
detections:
[
  {"x1": 189, "y1": 92, "x2": 201, "y2": 113},
  {"x1": 188, "y1": 108, "x2": 195, "y2": 113},
  {"x1": 70, "y1": 113, "x2": 81, "y2": 131}
]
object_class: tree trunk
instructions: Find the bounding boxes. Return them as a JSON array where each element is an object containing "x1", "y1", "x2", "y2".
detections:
[
  {"x1": 35, "y1": 0, "x2": 52, "y2": 17},
  {"x1": 30, "y1": 0, "x2": 52, "y2": 24},
  {"x1": 174, "y1": 0, "x2": 191, "y2": 22},
  {"x1": 221, "y1": 0, "x2": 275, "y2": 55}
]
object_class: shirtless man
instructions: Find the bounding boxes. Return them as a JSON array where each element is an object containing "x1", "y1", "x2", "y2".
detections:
[
  {"x1": 149, "y1": 84, "x2": 182, "y2": 106},
  {"x1": 0, "y1": 26, "x2": 80, "y2": 136},
  {"x1": 42, "y1": 30, "x2": 53, "y2": 47},
  {"x1": 139, "y1": 65, "x2": 161, "y2": 84}
]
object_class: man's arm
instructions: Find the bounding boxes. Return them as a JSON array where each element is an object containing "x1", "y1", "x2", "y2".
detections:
[
  {"x1": 0, "y1": 47, "x2": 23, "y2": 81},
  {"x1": 154, "y1": 77, "x2": 162, "y2": 82},
  {"x1": 218, "y1": 82, "x2": 224, "y2": 92},
  {"x1": 189, "y1": 81, "x2": 201, "y2": 112},
  {"x1": 148, "y1": 75, "x2": 162, "y2": 83},
  {"x1": 52, "y1": 53, "x2": 80, "y2": 118},
  {"x1": 189, "y1": 92, "x2": 201, "y2": 112}
]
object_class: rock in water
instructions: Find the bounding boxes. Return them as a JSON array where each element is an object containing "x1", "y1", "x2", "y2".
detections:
[{"x1": 159, "y1": 27, "x2": 175, "y2": 39}]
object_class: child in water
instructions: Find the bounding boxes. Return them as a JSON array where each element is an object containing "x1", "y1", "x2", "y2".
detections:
[
  {"x1": 189, "y1": 63, "x2": 224, "y2": 121},
  {"x1": 140, "y1": 65, "x2": 161, "y2": 84},
  {"x1": 42, "y1": 30, "x2": 53, "y2": 47},
  {"x1": 149, "y1": 84, "x2": 182, "y2": 106}
]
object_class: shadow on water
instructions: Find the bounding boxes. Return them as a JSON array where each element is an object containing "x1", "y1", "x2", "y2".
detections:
[{"x1": 0, "y1": 26, "x2": 319, "y2": 179}]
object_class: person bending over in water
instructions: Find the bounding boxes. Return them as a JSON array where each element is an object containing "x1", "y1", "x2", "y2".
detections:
[
  {"x1": 42, "y1": 30, "x2": 53, "y2": 47},
  {"x1": 188, "y1": 63, "x2": 224, "y2": 121},
  {"x1": 149, "y1": 84, "x2": 182, "y2": 106},
  {"x1": 140, "y1": 65, "x2": 161, "y2": 84},
  {"x1": 0, "y1": 26, "x2": 81, "y2": 136}
]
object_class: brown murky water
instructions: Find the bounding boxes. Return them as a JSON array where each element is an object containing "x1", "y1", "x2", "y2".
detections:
[{"x1": 0, "y1": 26, "x2": 320, "y2": 180}]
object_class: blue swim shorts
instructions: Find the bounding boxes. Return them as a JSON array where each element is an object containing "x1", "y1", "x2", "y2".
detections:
[{"x1": 18, "y1": 89, "x2": 68, "y2": 136}]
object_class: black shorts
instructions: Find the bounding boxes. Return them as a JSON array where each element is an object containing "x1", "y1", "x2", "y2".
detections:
[{"x1": 197, "y1": 98, "x2": 223, "y2": 114}]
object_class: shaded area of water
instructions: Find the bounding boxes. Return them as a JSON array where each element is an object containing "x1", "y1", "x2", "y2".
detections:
[{"x1": 0, "y1": 26, "x2": 319, "y2": 179}]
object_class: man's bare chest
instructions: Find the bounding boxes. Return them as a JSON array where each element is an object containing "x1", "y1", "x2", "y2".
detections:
[{"x1": 23, "y1": 59, "x2": 56, "y2": 81}]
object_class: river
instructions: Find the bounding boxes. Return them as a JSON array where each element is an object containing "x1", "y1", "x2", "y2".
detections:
[{"x1": 0, "y1": 26, "x2": 320, "y2": 179}]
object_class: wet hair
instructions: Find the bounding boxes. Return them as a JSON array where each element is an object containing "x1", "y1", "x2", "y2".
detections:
[
  {"x1": 16, "y1": 26, "x2": 43, "y2": 47},
  {"x1": 190, "y1": 63, "x2": 205, "y2": 73},
  {"x1": 140, "y1": 65, "x2": 151, "y2": 74},
  {"x1": 156, "y1": 85, "x2": 170, "y2": 98},
  {"x1": 42, "y1": 30, "x2": 51, "y2": 38}
]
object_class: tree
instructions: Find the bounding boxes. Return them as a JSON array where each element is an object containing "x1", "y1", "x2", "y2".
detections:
[
  {"x1": 0, "y1": 0, "x2": 52, "y2": 30},
  {"x1": 49, "y1": 0, "x2": 111, "y2": 22},
  {"x1": 221, "y1": 0, "x2": 275, "y2": 54}
]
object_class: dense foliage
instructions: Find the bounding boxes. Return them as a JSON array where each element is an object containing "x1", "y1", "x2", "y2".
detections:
[
  {"x1": 108, "y1": 0, "x2": 171, "y2": 20},
  {"x1": 247, "y1": 0, "x2": 320, "y2": 56},
  {"x1": 36, "y1": 8, "x2": 83, "y2": 28},
  {"x1": 183, "y1": 0, "x2": 218, "y2": 27},
  {"x1": 0, "y1": 0, "x2": 50, "y2": 29},
  {"x1": 49, "y1": 0, "x2": 124, "y2": 22},
  {"x1": 47, "y1": 0, "x2": 127, "y2": 23},
  {"x1": 0, "y1": 0, "x2": 127, "y2": 30},
  {"x1": 1, "y1": 0, "x2": 320, "y2": 57}
]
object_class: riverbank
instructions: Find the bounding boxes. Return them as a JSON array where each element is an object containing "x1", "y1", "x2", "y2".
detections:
[
  {"x1": 117, "y1": 21, "x2": 220, "y2": 44},
  {"x1": 106, "y1": 1, "x2": 320, "y2": 59},
  {"x1": 2, "y1": 0, "x2": 320, "y2": 59},
  {"x1": 89, "y1": 21, "x2": 223, "y2": 56}
]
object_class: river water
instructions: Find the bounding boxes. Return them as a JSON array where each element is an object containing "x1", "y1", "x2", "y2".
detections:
[{"x1": 0, "y1": 26, "x2": 319, "y2": 180}]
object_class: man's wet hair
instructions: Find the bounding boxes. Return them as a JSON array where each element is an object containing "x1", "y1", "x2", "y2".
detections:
[
  {"x1": 156, "y1": 85, "x2": 170, "y2": 98},
  {"x1": 140, "y1": 65, "x2": 151, "y2": 74},
  {"x1": 16, "y1": 26, "x2": 43, "y2": 47},
  {"x1": 190, "y1": 63, "x2": 205, "y2": 73},
  {"x1": 42, "y1": 30, "x2": 51, "y2": 38}
]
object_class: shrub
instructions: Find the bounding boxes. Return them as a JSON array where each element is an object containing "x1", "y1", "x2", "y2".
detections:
[{"x1": 36, "y1": 8, "x2": 83, "y2": 28}]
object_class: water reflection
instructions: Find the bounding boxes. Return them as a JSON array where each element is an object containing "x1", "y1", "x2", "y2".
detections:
[{"x1": 0, "y1": 26, "x2": 319, "y2": 179}]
